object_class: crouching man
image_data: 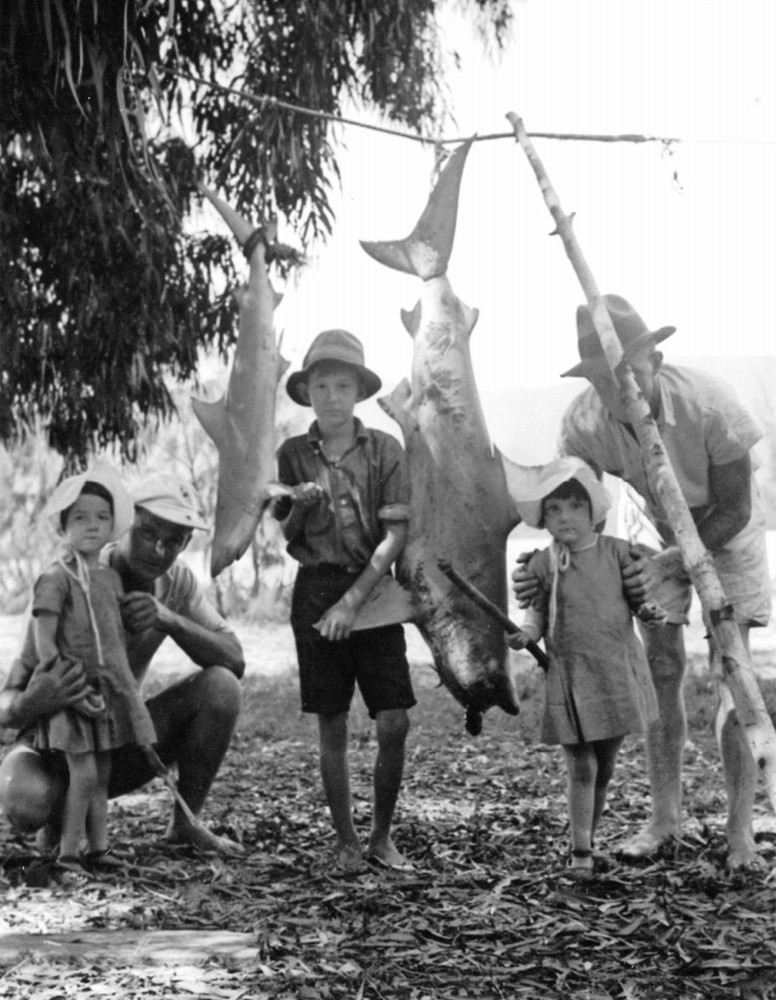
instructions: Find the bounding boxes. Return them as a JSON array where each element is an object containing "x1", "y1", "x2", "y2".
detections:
[{"x1": 0, "y1": 473, "x2": 245, "y2": 856}]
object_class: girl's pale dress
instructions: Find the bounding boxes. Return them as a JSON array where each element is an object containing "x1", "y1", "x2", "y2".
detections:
[{"x1": 527, "y1": 535, "x2": 658, "y2": 745}]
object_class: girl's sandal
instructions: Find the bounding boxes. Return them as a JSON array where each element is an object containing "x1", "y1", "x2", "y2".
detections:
[
  {"x1": 55, "y1": 855, "x2": 86, "y2": 875},
  {"x1": 566, "y1": 848, "x2": 594, "y2": 881},
  {"x1": 82, "y1": 849, "x2": 125, "y2": 873}
]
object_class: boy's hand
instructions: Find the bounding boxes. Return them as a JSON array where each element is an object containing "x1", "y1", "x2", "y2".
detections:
[
  {"x1": 292, "y1": 482, "x2": 323, "y2": 510},
  {"x1": 511, "y1": 551, "x2": 539, "y2": 608},
  {"x1": 314, "y1": 599, "x2": 358, "y2": 641}
]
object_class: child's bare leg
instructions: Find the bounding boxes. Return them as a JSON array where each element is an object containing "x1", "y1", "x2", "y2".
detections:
[
  {"x1": 590, "y1": 736, "x2": 625, "y2": 846},
  {"x1": 562, "y1": 743, "x2": 596, "y2": 872},
  {"x1": 367, "y1": 708, "x2": 410, "y2": 867},
  {"x1": 317, "y1": 712, "x2": 362, "y2": 869},
  {"x1": 86, "y1": 752, "x2": 112, "y2": 855},
  {"x1": 59, "y1": 752, "x2": 98, "y2": 859}
]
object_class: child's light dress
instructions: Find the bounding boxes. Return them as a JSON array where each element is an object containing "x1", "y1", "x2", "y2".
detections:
[
  {"x1": 527, "y1": 535, "x2": 659, "y2": 745},
  {"x1": 12, "y1": 557, "x2": 156, "y2": 754}
]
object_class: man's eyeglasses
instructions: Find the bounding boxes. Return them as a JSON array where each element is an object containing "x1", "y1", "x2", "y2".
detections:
[{"x1": 135, "y1": 526, "x2": 190, "y2": 554}]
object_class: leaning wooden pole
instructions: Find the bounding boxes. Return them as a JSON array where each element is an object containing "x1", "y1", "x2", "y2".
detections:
[{"x1": 506, "y1": 111, "x2": 776, "y2": 813}]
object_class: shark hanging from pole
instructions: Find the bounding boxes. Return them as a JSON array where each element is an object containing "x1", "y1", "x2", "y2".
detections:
[
  {"x1": 361, "y1": 140, "x2": 544, "y2": 735},
  {"x1": 193, "y1": 186, "x2": 296, "y2": 578}
]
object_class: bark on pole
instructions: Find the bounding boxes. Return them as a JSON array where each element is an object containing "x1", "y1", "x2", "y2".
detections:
[{"x1": 506, "y1": 112, "x2": 776, "y2": 814}]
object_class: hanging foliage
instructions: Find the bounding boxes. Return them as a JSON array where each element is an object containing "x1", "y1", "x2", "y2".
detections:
[{"x1": 0, "y1": 0, "x2": 513, "y2": 464}]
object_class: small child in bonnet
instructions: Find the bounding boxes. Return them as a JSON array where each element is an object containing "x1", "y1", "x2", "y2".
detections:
[
  {"x1": 9, "y1": 462, "x2": 156, "y2": 872},
  {"x1": 510, "y1": 456, "x2": 664, "y2": 877}
]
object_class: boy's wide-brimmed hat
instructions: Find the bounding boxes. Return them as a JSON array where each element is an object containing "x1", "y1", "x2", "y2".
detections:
[
  {"x1": 131, "y1": 474, "x2": 208, "y2": 531},
  {"x1": 286, "y1": 329, "x2": 382, "y2": 406},
  {"x1": 517, "y1": 456, "x2": 611, "y2": 529},
  {"x1": 561, "y1": 294, "x2": 676, "y2": 378},
  {"x1": 43, "y1": 460, "x2": 135, "y2": 541}
]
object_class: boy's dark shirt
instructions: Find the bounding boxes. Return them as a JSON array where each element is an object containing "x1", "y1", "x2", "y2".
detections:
[{"x1": 276, "y1": 418, "x2": 410, "y2": 571}]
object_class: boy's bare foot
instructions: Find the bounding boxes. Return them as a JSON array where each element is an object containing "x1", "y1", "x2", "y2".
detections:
[
  {"x1": 367, "y1": 836, "x2": 413, "y2": 872},
  {"x1": 727, "y1": 841, "x2": 767, "y2": 871},
  {"x1": 336, "y1": 843, "x2": 364, "y2": 873},
  {"x1": 164, "y1": 816, "x2": 244, "y2": 857},
  {"x1": 618, "y1": 825, "x2": 677, "y2": 858}
]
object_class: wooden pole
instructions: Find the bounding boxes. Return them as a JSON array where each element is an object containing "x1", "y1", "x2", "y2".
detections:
[
  {"x1": 438, "y1": 559, "x2": 549, "y2": 669},
  {"x1": 506, "y1": 112, "x2": 776, "y2": 814}
]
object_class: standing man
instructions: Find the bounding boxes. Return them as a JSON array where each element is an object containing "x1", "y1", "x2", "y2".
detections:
[
  {"x1": 0, "y1": 473, "x2": 245, "y2": 856},
  {"x1": 514, "y1": 295, "x2": 770, "y2": 869}
]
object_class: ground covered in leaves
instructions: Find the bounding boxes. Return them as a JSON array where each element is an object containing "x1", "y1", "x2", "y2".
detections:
[{"x1": 1, "y1": 661, "x2": 776, "y2": 1000}]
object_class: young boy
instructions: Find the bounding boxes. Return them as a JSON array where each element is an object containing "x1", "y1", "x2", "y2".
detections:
[{"x1": 275, "y1": 328, "x2": 415, "y2": 873}]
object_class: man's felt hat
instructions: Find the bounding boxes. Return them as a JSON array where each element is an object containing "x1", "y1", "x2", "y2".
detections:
[
  {"x1": 131, "y1": 474, "x2": 208, "y2": 530},
  {"x1": 517, "y1": 456, "x2": 611, "y2": 529},
  {"x1": 285, "y1": 329, "x2": 382, "y2": 406},
  {"x1": 561, "y1": 294, "x2": 675, "y2": 378},
  {"x1": 43, "y1": 460, "x2": 135, "y2": 541}
]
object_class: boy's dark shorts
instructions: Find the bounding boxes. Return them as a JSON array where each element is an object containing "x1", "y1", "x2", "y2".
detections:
[{"x1": 291, "y1": 565, "x2": 416, "y2": 718}]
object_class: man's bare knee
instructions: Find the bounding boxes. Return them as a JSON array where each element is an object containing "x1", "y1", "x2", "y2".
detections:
[
  {"x1": 199, "y1": 666, "x2": 242, "y2": 720},
  {"x1": 0, "y1": 748, "x2": 64, "y2": 833},
  {"x1": 643, "y1": 625, "x2": 685, "y2": 686}
]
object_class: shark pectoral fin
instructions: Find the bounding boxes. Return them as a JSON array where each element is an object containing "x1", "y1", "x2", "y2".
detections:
[
  {"x1": 192, "y1": 397, "x2": 229, "y2": 450},
  {"x1": 498, "y1": 449, "x2": 547, "y2": 530},
  {"x1": 378, "y1": 379, "x2": 416, "y2": 439},
  {"x1": 460, "y1": 303, "x2": 479, "y2": 337},
  {"x1": 351, "y1": 577, "x2": 415, "y2": 631},
  {"x1": 266, "y1": 481, "x2": 294, "y2": 498},
  {"x1": 400, "y1": 303, "x2": 421, "y2": 336}
]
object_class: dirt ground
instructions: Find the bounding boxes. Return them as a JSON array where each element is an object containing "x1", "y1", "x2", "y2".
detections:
[{"x1": 2, "y1": 598, "x2": 776, "y2": 998}]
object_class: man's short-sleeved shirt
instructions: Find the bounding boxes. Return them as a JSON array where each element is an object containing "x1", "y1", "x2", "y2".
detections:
[
  {"x1": 558, "y1": 364, "x2": 763, "y2": 527},
  {"x1": 276, "y1": 418, "x2": 410, "y2": 570},
  {"x1": 102, "y1": 546, "x2": 235, "y2": 687}
]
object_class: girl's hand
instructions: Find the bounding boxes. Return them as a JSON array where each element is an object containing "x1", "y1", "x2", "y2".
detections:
[{"x1": 506, "y1": 631, "x2": 531, "y2": 651}]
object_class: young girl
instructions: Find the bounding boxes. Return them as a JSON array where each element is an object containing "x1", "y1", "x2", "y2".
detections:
[
  {"x1": 510, "y1": 456, "x2": 662, "y2": 878},
  {"x1": 14, "y1": 462, "x2": 157, "y2": 871}
]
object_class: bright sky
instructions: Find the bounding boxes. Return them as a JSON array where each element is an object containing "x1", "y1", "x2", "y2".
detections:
[{"x1": 268, "y1": 0, "x2": 775, "y2": 396}]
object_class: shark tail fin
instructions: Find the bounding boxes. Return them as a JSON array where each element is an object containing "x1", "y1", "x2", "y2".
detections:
[{"x1": 359, "y1": 138, "x2": 473, "y2": 281}]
